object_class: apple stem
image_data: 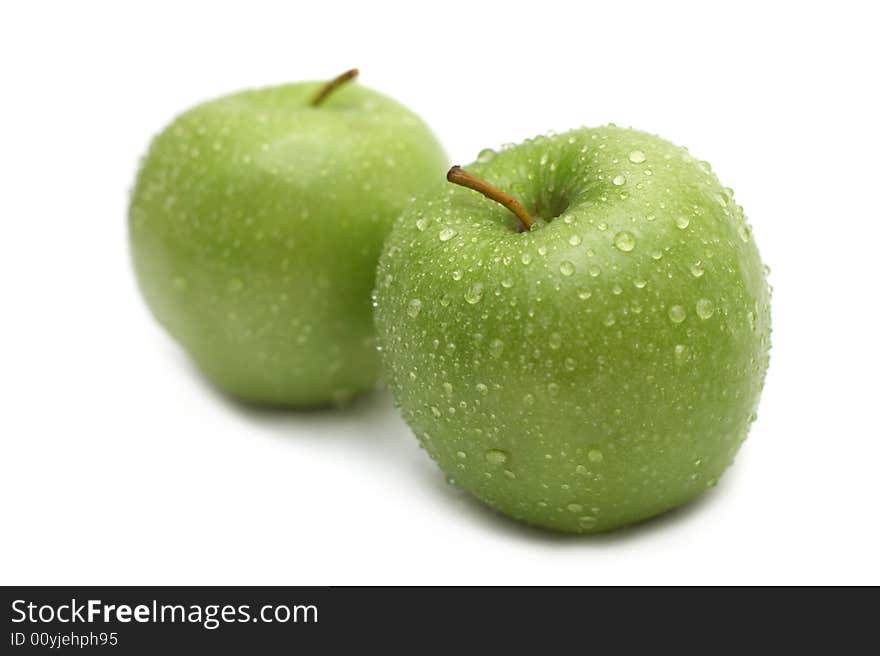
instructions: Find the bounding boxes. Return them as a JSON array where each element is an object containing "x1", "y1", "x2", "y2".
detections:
[
  {"x1": 311, "y1": 68, "x2": 360, "y2": 106},
  {"x1": 446, "y1": 166, "x2": 534, "y2": 232}
]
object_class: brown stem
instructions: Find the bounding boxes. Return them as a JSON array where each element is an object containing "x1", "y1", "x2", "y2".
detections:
[
  {"x1": 446, "y1": 166, "x2": 534, "y2": 232},
  {"x1": 311, "y1": 68, "x2": 359, "y2": 106}
]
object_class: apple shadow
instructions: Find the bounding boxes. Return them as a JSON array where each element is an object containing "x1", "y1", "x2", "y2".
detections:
[
  {"x1": 177, "y1": 351, "x2": 436, "y2": 474},
  {"x1": 196, "y1": 371, "x2": 408, "y2": 451},
  {"x1": 176, "y1": 348, "x2": 736, "y2": 545}
]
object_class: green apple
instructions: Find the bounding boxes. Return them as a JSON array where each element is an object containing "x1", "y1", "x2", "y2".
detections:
[
  {"x1": 129, "y1": 70, "x2": 447, "y2": 406},
  {"x1": 374, "y1": 126, "x2": 771, "y2": 532}
]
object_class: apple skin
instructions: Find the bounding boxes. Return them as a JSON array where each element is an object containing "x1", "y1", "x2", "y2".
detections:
[
  {"x1": 374, "y1": 126, "x2": 771, "y2": 532},
  {"x1": 129, "y1": 81, "x2": 447, "y2": 406}
]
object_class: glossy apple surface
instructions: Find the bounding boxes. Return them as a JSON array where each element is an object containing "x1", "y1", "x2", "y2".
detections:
[
  {"x1": 130, "y1": 78, "x2": 447, "y2": 406},
  {"x1": 375, "y1": 126, "x2": 771, "y2": 532}
]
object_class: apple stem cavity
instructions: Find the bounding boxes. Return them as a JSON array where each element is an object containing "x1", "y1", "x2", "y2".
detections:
[
  {"x1": 446, "y1": 166, "x2": 534, "y2": 232},
  {"x1": 311, "y1": 68, "x2": 360, "y2": 107}
]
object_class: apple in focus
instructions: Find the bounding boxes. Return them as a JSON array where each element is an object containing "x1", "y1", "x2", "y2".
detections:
[{"x1": 374, "y1": 126, "x2": 771, "y2": 532}]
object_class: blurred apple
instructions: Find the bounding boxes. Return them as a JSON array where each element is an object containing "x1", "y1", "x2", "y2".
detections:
[{"x1": 130, "y1": 70, "x2": 447, "y2": 406}]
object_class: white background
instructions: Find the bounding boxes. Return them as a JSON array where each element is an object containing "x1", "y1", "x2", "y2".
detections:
[{"x1": 2, "y1": 1, "x2": 878, "y2": 585}]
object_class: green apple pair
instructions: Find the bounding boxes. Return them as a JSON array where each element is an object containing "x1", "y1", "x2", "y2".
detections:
[{"x1": 130, "y1": 70, "x2": 771, "y2": 533}]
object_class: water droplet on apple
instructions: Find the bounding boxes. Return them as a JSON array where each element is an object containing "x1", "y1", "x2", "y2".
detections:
[
  {"x1": 668, "y1": 305, "x2": 687, "y2": 323},
  {"x1": 568, "y1": 234, "x2": 582, "y2": 246},
  {"x1": 588, "y1": 265, "x2": 601, "y2": 277},
  {"x1": 696, "y1": 298, "x2": 715, "y2": 319},
  {"x1": 439, "y1": 227, "x2": 457, "y2": 242},
  {"x1": 602, "y1": 313, "x2": 616, "y2": 327},
  {"x1": 633, "y1": 278, "x2": 647, "y2": 289},
  {"x1": 456, "y1": 450, "x2": 467, "y2": 459},
  {"x1": 451, "y1": 270, "x2": 462, "y2": 281},
  {"x1": 612, "y1": 174, "x2": 626, "y2": 186},
  {"x1": 675, "y1": 215, "x2": 690, "y2": 229},
  {"x1": 559, "y1": 260, "x2": 575, "y2": 276},
  {"x1": 431, "y1": 406, "x2": 441, "y2": 417},
  {"x1": 613, "y1": 231, "x2": 636, "y2": 252},
  {"x1": 415, "y1": 217, "x2": 430, "y2": 231},
  {"x1": 575, "y1": 464, "x2": 588, "y2": 475},
  {"x1": 464, "y1": 283, "x2": 484, "y2": 304},
  {"x1": 578, "y1": 516, "x2": 597, "y2": 529},
  {"x1": 440, "y1": 293, "x2": 451, "y2": 307},
  {"x1": 674, "y1": 344, "x2": 686, "y2": 360},
  {"x1": 501, "y1": 278, "x2": 513, "y2": 288},
  {"x1": 489, "y1": 338, "x2": 505, "y2": 358},
  {"x1": 548, "y1": 332, "x2": 563, "y2": 349},
  {"x1": 564, "y1": 357, "x2": 576, "y2": 371},
  {"x1": 538, "y1": 245, "x2": 548, "y2": 256},
  {"x1": 476, "y1": 383, "x2": 488, "y2": 395},
  {"x1": 577, "y1": 288, "x2": 592, "y2": 300},
  {"x1": 628, "y1": 150, "x2": 646, "y2": 163},
  {"x1": 523, "y1": 393, "x2": 535, "y2": 405},
  {"x1": 567, "y1": 503, "x2": 584, "y2": 513},
  {"x1": 407, "y1": 298, "x2": 422, "y2": 318},
  {"x1": 588, "y1": 449, "x2": 604, "y2": 464},
  {"x1": 485, "y1": 449, "x2": 509, "y2": 465},
  {"x1": 477, "y1": 148, "x2": 496, "y2": 163},
  {"x1": 690, "y1": 261, "x2": 705, "y2": 277},
  {"x1": 520, "y1": 253, "x2": 532, "y2": 265}
]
